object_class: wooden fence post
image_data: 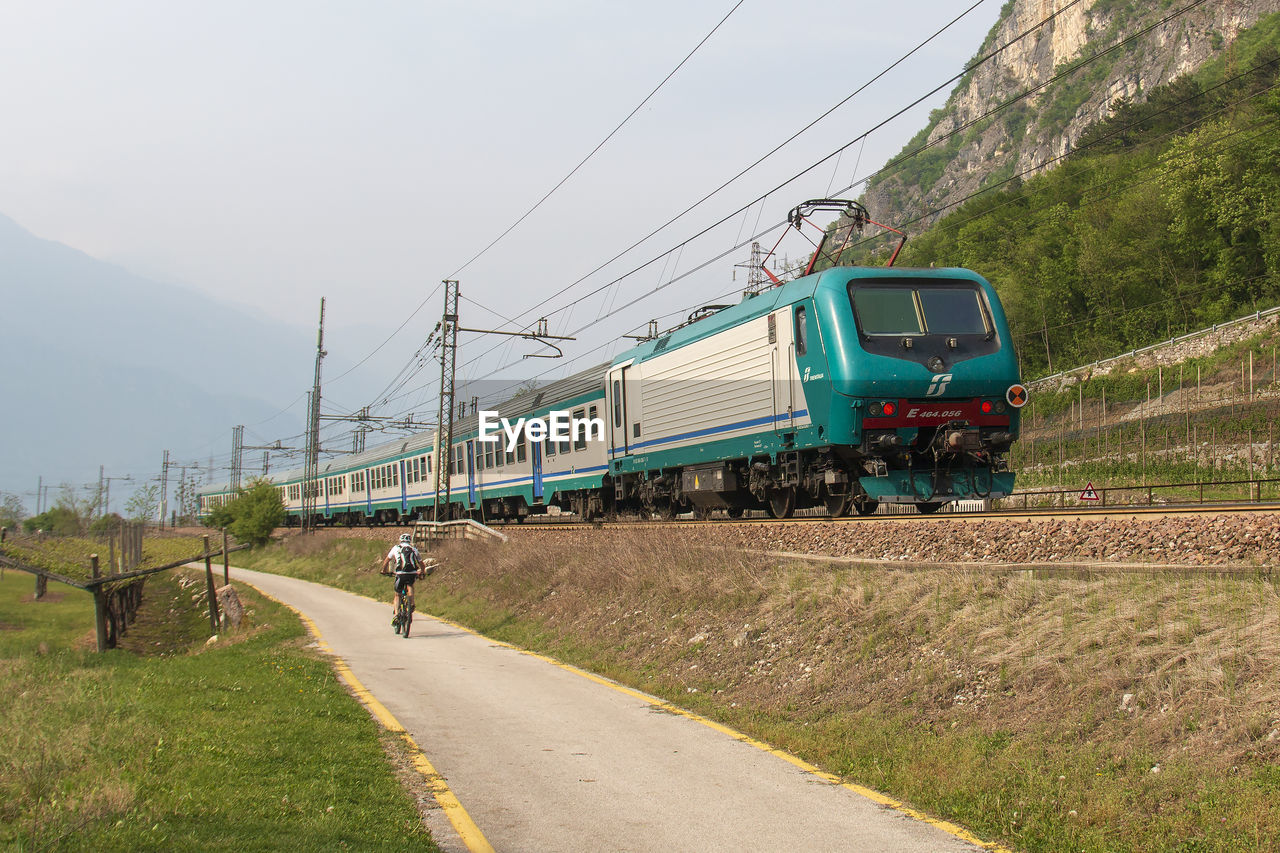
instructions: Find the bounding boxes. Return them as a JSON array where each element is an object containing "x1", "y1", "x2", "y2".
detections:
[
  {"x1": 222, "y1": 528, "x2": 230, "y2": 586},
  {"x1": 91, "y1": 555, "x2": 107, "y2": 653},
  {"x1": 203, "y1": 535, "x2": 220, "y2": 634}
]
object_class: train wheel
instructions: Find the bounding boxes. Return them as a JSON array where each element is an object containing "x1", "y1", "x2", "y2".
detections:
[
  {"x1": 823, "y1": 487, "x2": 850, "y2": 518},
  {"x1": 766, "y1": 487, "x2": 795, "y2": 519},
  {"x1": 655, "y1": 498, "x2": 678, "y2": 520},
  {"x1": 916, "y1": 501, "x2": 943, "y2": 514},
  {"x1": 726, "y1": 505, "x2": 745, "y2": 519}
]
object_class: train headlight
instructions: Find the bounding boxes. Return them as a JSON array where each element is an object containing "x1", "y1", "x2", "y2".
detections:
[{"x1": 868, "y1": 402, "x2": 883, "y2": 417}]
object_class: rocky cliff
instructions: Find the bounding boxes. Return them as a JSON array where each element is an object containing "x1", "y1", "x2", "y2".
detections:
[{"x1": 863, "y1": 0, "x2": 1280, "y2": 228}]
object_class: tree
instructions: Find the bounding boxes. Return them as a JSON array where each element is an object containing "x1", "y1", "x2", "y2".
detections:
[
  {"x1": 125, "y1": 484, "x2": 160, "y2": 523},
  {"x1": 204, "y1": 478, "x2": 284, "y2": 547},
  {"x1": 0, "y1": 493, "x2": 26, "y2": 530}
]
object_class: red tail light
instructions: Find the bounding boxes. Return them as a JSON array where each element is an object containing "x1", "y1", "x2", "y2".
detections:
[{"x1": 882, "y1": 401, "x2": 896, "y2": 417}]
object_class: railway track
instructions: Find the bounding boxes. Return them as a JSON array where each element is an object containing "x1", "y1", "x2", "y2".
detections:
[{"x1": 299, "y1": 499, "x2": 1280, "y2": 533}]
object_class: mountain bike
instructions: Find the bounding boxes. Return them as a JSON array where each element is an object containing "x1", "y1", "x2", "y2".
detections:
[{"x1": 393, "y1": 591, "x2": 413, "y2": 638}]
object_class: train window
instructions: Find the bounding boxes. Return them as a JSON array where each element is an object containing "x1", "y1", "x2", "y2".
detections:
[
  {"x1": 495, "y1": 445, "x2": 505, "y2": 468},
  {"x1": 546, "y1": 438, "x2": 556, "y2": 457},
  {"x1": 573, "y1": 408, "x2": 587, "y2": 451},
  {"x1": 393, "y1": 466, "x2": 399, "y2": 486},
  {"x1": 918, "y1": 288, "x2": 989, "y2": 335},
  {"x1": 517, "y1": 435, "x2": 527, "y2": 463},
  {"x1": 795, "y1": 307, "x2": 808, "y2": 356},
  {"x1": 852, "y1": 287, "x2": 923, "y2": 335},
  {"x1": 612, "y1": 380, "x2": 622, "y2": 427}
]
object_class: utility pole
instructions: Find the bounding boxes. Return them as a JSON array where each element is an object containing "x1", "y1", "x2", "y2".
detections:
[
  {"x1": 101, "y1": 473, "x2": 132, "y2": 517},
  {"x1": 434, "y1": 281, "x2": 460, "y2": 522},
  {"x1": 230, "y1": 425, "x2": 245, "y2": 491},
  {"x1": 738, "y1": 241, "x2": 768, "y2": 296},
  {"x1": 159, "y1": 450, "x2": 170, "y2": 526},
  {"x1": 36, "y1": 475, "x2": 43, "y2": 515},
  {"x1": 303, "y1": 299, "x2": 326, "y2": 532},
  {"x1": 429, "y1": 280, "x2": 574, "y2": 522}
]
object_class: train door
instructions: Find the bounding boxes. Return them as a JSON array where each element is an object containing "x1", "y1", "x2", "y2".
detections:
[
  {"x1": 466, "y1": 441, "x2": 477, "y2": 508},
  {"x1": 771, "y1": 308, "x2": 796, "y2": 433},
  {"x1": 323, "y1": 478, "x2": 331, "y2": 519},
  {"x1": 531, "y1": 439, "x2": 544, "y2": 502},
  {"x1": 399, "y1": 460, "x2": 408, "y2": 516},
  {"x1": 607, "y1": 362, "x2": 632, "y2": 458}
]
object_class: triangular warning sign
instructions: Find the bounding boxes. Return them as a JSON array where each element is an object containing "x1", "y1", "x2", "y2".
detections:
[{"x1": 1080, "y1": 482, "x2": 1101, "y2": 501}]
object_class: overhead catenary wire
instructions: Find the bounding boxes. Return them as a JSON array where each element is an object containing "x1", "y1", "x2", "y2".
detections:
[{"x1": 444, "y1": 0, "x2": 748, "y2": 281}]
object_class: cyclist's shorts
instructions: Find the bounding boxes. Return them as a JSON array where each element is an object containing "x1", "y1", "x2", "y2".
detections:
[{"x1": 394, "y1": 574, "x2": 417, "y2": 595}]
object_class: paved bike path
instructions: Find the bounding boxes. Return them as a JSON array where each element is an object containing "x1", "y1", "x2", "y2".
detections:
[{"x1": 233, "y1": 567, "x2": 992, "y2": 853}]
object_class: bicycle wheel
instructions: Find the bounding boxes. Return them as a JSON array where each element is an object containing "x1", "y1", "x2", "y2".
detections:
[{"x1": 401, "y1": 601, "x2": 412, "y2": 638}]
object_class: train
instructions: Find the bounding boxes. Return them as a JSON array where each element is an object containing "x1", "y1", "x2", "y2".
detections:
[{"x1": 199, "y1": 200, "x2": 1026, "y2": 525}]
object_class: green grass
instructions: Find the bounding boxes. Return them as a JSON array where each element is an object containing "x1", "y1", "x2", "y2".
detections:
[{"x1": 0, "y1": 567, "x2": 437, "y2": 851}]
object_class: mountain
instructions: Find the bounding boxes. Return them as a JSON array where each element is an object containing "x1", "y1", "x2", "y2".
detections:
[
  {"x1": 863, "y1": 0, "x2": 1280, "y2": 228},
  {"x1": 0, "y1": 213, "x2": 363, "y2": 509}
]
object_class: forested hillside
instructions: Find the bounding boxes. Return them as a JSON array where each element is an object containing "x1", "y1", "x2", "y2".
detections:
[{"x1": 842, "y1": 14, "x2": 1280, "y2": 379}]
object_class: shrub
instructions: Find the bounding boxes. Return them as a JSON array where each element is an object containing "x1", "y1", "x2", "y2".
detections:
[{"x1": 203, "y1": 479, "x2": 284, "y2": 547}]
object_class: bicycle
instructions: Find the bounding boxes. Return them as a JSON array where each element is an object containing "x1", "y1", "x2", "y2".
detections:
[{"x1": 394, "y1": 590, "x2": 414, "y2": 638}]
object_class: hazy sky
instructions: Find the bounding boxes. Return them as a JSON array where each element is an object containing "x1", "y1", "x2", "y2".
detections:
[{"x1": 2, "y1": 0, "x2": 1003, "y2": 446}]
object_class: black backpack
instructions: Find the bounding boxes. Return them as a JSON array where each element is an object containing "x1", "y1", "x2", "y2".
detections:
[{"x1": 396, "y1": 544, "x2": 420, "y2": 573}]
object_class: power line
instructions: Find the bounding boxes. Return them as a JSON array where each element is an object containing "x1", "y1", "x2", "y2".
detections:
[{"x1": 445, "y1": 0, "x2": 748, "y2": 280}]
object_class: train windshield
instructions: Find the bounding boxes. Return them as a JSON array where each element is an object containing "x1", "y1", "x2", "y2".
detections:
[{"x1": 851, "y1": 282, "x2": 989, "y2": 336}]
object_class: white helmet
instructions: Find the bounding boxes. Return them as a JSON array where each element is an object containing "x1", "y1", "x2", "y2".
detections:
[{"x1": 399, "y1": 533, "x2": 412, "y2": 544}]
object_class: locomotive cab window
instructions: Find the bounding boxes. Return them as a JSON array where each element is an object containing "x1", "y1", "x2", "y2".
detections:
[
  {"x1": 794, "y1": 306, "x2": 808, "y2": 356},
  {"x1": 851, "y1": 288, "x2": 923, "y2": 335},
  {"x1": 849, "y1": 278, "x2": 999, "y2": 363},
  {"x1": 851, "y1": 282, "x2": 990, "y2": 337}
]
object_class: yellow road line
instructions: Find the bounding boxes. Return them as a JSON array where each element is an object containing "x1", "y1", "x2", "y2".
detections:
[
  {"x1": 428, "y1": 612, "x2": 1014, "y2": 853},
  {"x1": 245, "y1": 582, "x2": 495, "y2": 853}
]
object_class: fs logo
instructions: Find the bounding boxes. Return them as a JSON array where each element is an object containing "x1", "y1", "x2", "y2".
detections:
[{"x1": 925, "y1": 373, "x2": 953, "y2": 397}]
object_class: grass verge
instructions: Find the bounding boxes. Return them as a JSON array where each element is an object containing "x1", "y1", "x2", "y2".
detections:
[
  {"x1": 0, "y1": 565, "x2": 437, "y2": 851},
  {"x1": 240, "y1": 530, "x2": 1280, "y2": 852}
]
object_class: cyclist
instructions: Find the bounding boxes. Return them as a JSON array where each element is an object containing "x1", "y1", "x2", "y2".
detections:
[{"x1": 380, "y1": 533, "x2": 425, "y2": 627}]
